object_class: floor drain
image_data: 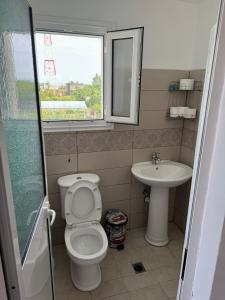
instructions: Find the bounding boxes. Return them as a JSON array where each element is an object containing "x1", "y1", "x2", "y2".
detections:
[{"x1": 132, "y1": 262, "x2": 146, "y2": 274}]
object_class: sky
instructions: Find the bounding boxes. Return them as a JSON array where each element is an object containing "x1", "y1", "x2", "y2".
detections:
[{"x1": 35, "y1": 32, "x2": 103, "y2": 86}]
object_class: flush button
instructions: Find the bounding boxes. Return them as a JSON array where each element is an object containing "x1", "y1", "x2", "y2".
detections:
[{"x1": 77, "y1": 176, "x2": 82, "y2": 180}]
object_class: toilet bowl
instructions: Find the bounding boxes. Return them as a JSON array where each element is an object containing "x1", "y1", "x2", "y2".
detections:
[{"x1": 57, "y1": 174, "x2": 108, "y2": 291}]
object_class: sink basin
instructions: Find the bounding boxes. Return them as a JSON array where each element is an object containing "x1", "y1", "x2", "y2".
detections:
[
  {"x1": 131, "y1": 160, "x2": 192, "y2": 247},
  {"x1": 131, "y1": 160, "x2": 192, "y2": 188}
]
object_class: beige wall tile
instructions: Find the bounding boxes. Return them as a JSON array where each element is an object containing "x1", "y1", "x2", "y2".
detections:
[
  {"x1": 135, "y1": 111, "x2": 183, "y2": 130},
  {"x1": 173, "y1": 212, "x2": 187, "y2": 232},
  {"x1": 169, "y1": 188, "x2": 176, "y2": 222},
  {"x1": 44, "y1": 68, "x2": 206, "y2": 233},
  {"x1": 48, "y1": 193, "x2": 64, "y2": 230},
  {"x1": 46, "y1": 154, "x2": 77, "y2": 175},
  {"x1": 52, "y1": 227, "x2": 64, "y2": 246},
  {"x1": 103, "y1": 200, "x2": 130, "y2": 216},
  {"x1": 181, "y1": 128, "x2": 194, "y2": 149},
  {"x1": 133, "y1": 129, "x2": 182, "y2": 149},
  {"x1": 78, "y1": 150, "x2": 132, "y2": 171},
  {"x1": 133, "y1": 146, "x2": 180, "y2": 163},
  {"x1": 47, "y1": 173, "x2": 72, "y2": 194},
  {"x1": 114, "y1": 123, "x2": 134, "y2": 131},
  {"x1": 48, "y1": 193, "x2": 61, "y2": 212},
  {"x1": 44, "y1": 133, "x2": 77, "y2": 155},
  {"x1": 140, "y1": 91, "x2": 169, "y2": 111},
  {"x1": 142, "y1": 69, "x2": 189, "y2": 91},
  {"x1": 95, "y1": 167, "x2": 131, "y2": 186},
  {"x1": 186, "y1": 91, "x2": 203, "y2": 110},
  {"x1": 189, "y1": 69, "x2": 205, "y2": 81},
  {"x1": 140, "y1": 91, "x2": 186, "y2": 111},
  {"x1": 77, "y1": 131, "x2": 133, "y2": 153},
  {"x1": 174, "y1": 180, "x2": 191, "y2": 213},
  {"x1": 131, "y1": 197, "x2": 147, "y2": 213},
  {"x1": 174, "y1": 180, "x2": 192, "y2": 231},
  {"x1": 131, "y1": 182, "x2": 146, "y2": 198},
  {"x1": 189, "y1": 69, "x2": 205, "y2": 91},
  {"x1": 183, "y1": 119, "x2": 196, "y2": 131},
  {"x1": 192, "y1": 131, "x2": 197, "y2": 150},
  {"x1": 130, "y1": 212, "x2": 148, "y2": 229},
  {"x1": 180, "y1": 146, "x2": 195, "y2": 167},
  {"x1": 52, "y1": 213, "x2": 65, "y2": 229},
  {"x1": 100, "y1": 184, "x2": 130, "y2": 203}
]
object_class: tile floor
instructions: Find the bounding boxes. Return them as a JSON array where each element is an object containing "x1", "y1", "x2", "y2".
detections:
[{"x1": 54, "y1": 223, "x2": 184, "y2": 300}]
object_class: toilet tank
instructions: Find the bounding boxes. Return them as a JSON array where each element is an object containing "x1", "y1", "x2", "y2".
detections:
[{"x1": 57, "y1": 173, "x2": 100, "y2": 219}]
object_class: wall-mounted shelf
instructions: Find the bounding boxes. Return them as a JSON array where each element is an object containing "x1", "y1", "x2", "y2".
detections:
[
  {"x1": 168, "y1": 81, "x2": 203, "y2": 92},
  {"x1": 166, "y1": 109, "x2": 198, "y2": 120}
]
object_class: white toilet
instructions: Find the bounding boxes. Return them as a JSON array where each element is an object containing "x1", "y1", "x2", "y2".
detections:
[{"x1": 57, "y1": 173, "x2": 108, "y2": 291}]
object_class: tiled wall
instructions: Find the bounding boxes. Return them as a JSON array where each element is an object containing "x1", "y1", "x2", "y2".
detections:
[
  {"x1": 45, "y1": 69, "x2": 189, "y2": 245},
  {"x1": 174, "y1": 69, "x2": 205, "y2": 231},
  {"x1": 44, "y1": 69, "x2": 205, "y2": 244}
]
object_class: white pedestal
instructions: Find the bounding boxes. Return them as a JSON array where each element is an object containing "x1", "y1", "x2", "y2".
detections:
[
  {"x1": 145, "y1": 187, "x2": 169, "y2": 246},
  {"x1": 70, "y1": 261, "x2": 101, "y2": 291}
]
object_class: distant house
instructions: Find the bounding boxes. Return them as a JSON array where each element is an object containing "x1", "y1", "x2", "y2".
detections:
[{"x1": 66, "y1": 81, "x2": 84, "y2": 95}]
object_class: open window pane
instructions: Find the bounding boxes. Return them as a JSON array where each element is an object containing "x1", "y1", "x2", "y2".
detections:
[
  {"x1": 105, "y1": 28, "x2": 143, "y2": 125},
  {"x1": 112, "y1": 38, "x2": 133, "y2": 117},
  {"x1": 35, "y1": 32, "x2": 103, "y2": 121}
]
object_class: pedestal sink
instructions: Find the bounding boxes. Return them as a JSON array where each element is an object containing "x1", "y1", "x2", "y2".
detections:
[{"x1": 131, "y1": 160, "x2": 192, "y2": 246}]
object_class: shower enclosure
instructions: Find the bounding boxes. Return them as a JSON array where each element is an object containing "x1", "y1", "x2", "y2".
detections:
[{"x1": 0, "y1": 0, "x2": 54, "y2": 299}]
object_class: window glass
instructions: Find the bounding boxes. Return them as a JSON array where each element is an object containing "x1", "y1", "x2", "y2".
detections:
[
  {"x1": 112, "y1": 38, "x2": 133, "y2": 117},
  {"x1": 35, "y1": 32, "x2": 103, "y2": 121}
]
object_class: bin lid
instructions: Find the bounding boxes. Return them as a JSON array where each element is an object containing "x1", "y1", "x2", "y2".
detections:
[{"x1": 105, "y1": 209, "x2": 128, "y2": 226}]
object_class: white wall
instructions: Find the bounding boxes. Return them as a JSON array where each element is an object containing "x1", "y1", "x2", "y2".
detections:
[
  {"x1": 30, "y1": 0, "x2": 198, "y2": 69},
  {"x1": 191, "y1": 0, "x2": 221, "y2": 69},
  {"x1": 29, "y1": 0, "x2": 221, "y2": 70}
]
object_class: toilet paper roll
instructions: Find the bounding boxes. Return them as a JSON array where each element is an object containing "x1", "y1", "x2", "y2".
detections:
[
  {"x1": 170, "y1": 107, "x2": 179, "y2": 117},
  {"x1": 177, "y1": 107, "x2": 187, "y2": 117},
  {"x1": 179, "y1": 79, "x2": 195, "y2": 90},
  {"x1": 184, "y1": 108, "x2": 197, "y2": 118}
]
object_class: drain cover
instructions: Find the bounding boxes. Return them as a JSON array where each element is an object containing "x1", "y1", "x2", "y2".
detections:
[{"x1": 132, "y1": 262, "x2": 146, "y2": 274}]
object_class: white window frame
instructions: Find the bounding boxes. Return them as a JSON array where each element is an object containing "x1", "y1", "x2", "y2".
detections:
[
  {"x1": 34, "y1": 15, "x2": 114, "y2": 132},
  {"x1": 33, "y1": 15, "x2": 143, "y2": 132},
  {"x1": 104, "y1": 28, "x2": 143, "y2": 124}
]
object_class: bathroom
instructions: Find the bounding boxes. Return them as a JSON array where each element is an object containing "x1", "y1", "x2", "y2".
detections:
[{"x1": 0, "y1": 0, "x2": 224, "y2": 300}]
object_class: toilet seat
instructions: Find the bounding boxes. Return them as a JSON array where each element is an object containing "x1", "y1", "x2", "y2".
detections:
[
  {"x1": 65, "y1": 180, "x2": 102, "y2": 227},
  {"x1": 65, "y1": 222, "x2": 108, "y2": 265}
]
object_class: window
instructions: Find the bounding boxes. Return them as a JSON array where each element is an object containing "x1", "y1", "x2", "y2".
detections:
[
  {"x1": 105, "y1": 28, "x2": 143, "y2": 124},
  {"x1": 35, "y1": 32, "x2": 103, "y2": 122},
  {"x1": 35, "y1": 26, "x2": 143, "y2": 131}
]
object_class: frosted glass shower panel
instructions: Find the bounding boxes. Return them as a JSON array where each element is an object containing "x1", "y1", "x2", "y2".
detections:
[{"x1": 0, "y1": 0, "x2": 45, "y2": 261}]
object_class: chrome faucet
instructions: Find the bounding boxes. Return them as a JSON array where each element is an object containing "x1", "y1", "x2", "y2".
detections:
[{"x1": 152, "y1": 152, "x2": 161, "y2": 165}]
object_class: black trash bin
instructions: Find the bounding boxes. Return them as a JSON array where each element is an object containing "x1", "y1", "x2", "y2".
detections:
[{"x1": 104, "y1": 209, "x2": 128, "y2": 249}]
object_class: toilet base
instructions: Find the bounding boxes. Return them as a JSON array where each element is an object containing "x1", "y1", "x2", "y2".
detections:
[{"x1": 70, "y1": 260, "x2": 101, "y2": 291}]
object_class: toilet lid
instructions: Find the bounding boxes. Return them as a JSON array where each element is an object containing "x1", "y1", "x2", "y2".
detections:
[{"x1": 65, "y1": 180, "x2": 102, "y2": 226}]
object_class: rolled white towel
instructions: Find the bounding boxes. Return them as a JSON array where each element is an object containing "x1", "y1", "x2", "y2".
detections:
[{"x1": 184, "y1": 108, "x2": 197, "y2": 118}]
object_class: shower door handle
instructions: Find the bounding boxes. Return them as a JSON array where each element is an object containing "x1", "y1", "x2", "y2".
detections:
[{"x1": 48, "y1": 209, "x2": 56, "y2": 226}]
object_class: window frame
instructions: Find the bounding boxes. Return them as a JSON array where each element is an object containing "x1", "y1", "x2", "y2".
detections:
[
  {"x1": 34, "y1": 15, "x2": 114, "y2": 132},
  {"x1": 34, "y1": 16, "x2": 143, "y2": 132},
  {"x1": 104, "y1": 27, "x2": 144, "y2": 125}
]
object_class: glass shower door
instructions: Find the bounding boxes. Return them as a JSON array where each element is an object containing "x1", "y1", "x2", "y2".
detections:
[
  {"x1": 0, "y1": 0, "x2": 54, "y2": 299},
  {"x1": 0, "y1": 0, "x2": 45, "y2": 264}
]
